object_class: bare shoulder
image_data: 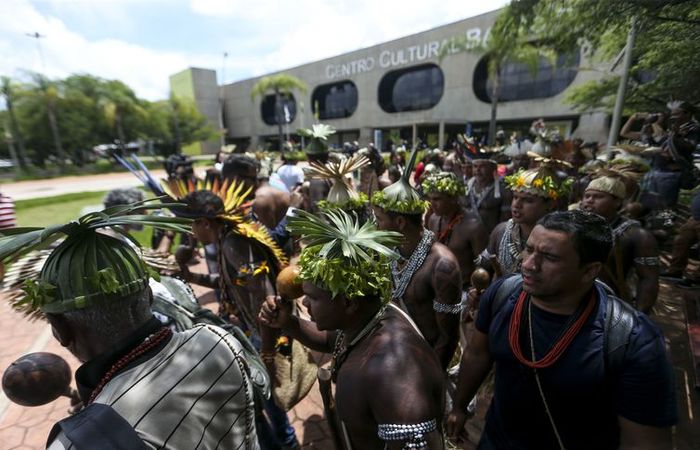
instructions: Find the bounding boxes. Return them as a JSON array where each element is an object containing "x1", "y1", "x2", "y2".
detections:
[
  {"x1": 457, "y1": 209, "x2": 484, "y2": 230},
  {"x1": 364, "y1": 309, "x2": 441, "y2": 377},
  {"x1": 491, "y1": 221, "x2": 508, "y2": 240},
  {"x1": 431, "y1": 241, "x2": 458, "y2": 261},
  {"x1": 426, "y1": 213, "x2": 439, "y2": 230},
  {"x1": 623, "y1": 223, "x2": 658, "y2": 248}
]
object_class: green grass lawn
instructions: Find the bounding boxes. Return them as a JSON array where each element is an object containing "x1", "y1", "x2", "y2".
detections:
[
  {"x1": 15, "y1": 191, "x2": 109, "y2": 227},
  {"x1": 15, "y1": 191, "x2": 156, "y2": 247}
]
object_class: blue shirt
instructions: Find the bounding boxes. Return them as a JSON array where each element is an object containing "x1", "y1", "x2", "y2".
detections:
[{"x1": 475, "y1": 277, "x2": 677, "y2": 449}]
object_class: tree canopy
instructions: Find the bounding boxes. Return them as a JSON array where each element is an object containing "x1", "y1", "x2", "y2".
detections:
[
  {"x1": 497, "y1": 0, "x2": 700, "y2": 113},
  {"x1": 0, "y1": 73, "x2": 216, "y2": 168}
]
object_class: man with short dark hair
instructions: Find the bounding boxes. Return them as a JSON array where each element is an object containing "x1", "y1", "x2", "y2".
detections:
[{"x1": 447, "y1": 210, "x2": 677, "y2": 449}]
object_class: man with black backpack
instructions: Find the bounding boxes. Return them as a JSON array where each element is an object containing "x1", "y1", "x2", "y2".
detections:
[{"x1": 446, "y1": 210, "x2": 677, "y2": 449}]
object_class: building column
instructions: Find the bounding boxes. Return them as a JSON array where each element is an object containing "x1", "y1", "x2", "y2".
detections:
[
  {"x1": 359, "y1": 127, "x2": 374, "y2": 147},
  {"x1": 412, "y1": 123, "x2": 417, "y2": 149},
  {"x1": 438, "y1": 121, "x2": 445, "y2": 150}
]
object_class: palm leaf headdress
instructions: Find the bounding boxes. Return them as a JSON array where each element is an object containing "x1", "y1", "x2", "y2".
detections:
[
  {"x1": 371, "y1": 146, "x2": 427, "y2": 215},
  {"x1": 287, "y1": 209, "x2": 402, "y2": 300},
  {"x1": 304, "y1": 153, "x2": 370, "y2": 211},
  {"x1": 0, "y1": 199, "x2": 192, "y2": 317},
  {"x1": 298, "y1": 124, "x2": 336, "y2": 155},
  {"x1": 161, "y1": 176, "x2": 288, "y2": 267}
]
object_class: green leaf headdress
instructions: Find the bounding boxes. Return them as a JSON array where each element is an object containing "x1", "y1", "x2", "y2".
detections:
[
  {"x1": 287, "y1": 209, "x2": 402, "y2": 300},
  {"x1": 298, "y1": 124, "x2": 336, "y2": 155},
  {"x1": 421, "y1": 171, "x2": 466, "y2": 197},
  {"x1": 304, "y1": 153, "x2": 370, "y2": 213},
  {"x1": 0, "y1": 199, "x2": 192, "y2": 316},
  {"x1": 371, "y1": 146, "x2": 427, "y2": 215},
  {"x1": 504, "y1": 156, "x2": 573, "y2": 200}
]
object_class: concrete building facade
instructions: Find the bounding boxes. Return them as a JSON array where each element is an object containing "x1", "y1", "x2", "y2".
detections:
[
  {"x1": 169, "y1": 68, "x2": 222, "y2": 155},
  {"x1": 172, "y1": 9, "x2": 610, "y2": 154}
]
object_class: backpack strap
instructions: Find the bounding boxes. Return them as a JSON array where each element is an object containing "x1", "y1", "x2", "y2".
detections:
[
  {"x1": 47, "y1": 403, "x2": 148, "y2": 450},
  {"x1": 488, "y1": 276, "x2": 636, "y2": 376},
  {"x1": 603, "y1": 292, "x2": 638, "y2": 376},
  {"x1": 488, "y1": 274, "x2": 523, "y2": 320}
]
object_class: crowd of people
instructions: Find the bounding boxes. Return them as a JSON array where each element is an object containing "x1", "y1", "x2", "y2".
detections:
[{"x1": 0, "y1": 100, "x2": 697, "y2": 450}]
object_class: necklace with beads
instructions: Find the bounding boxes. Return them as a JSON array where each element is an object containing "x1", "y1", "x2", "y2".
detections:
[
  {"x1": 390, "y1": 230, "x2": 435, "y2": 300},
  {"x1": 88, "y1": 327, "x2": 173, "y2": 405},
  {"x1": 508, "y1": 290, "x2": 596, "y2": 369},
  {"x1": 437, "y1": 212, "x2": 463, "y2": 245},
  {"x1": 331, "y1": 305, "x2": 387, "y2": 382}
]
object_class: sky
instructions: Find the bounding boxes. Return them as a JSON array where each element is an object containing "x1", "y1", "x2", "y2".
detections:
[{"x1": 1, "y1": 0, "x2": 509, "y2": 102}]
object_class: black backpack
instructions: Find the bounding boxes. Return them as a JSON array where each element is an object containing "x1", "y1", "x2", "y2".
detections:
[{"x1": 489, "y1": 274, "x2": 637, "y2": 375}]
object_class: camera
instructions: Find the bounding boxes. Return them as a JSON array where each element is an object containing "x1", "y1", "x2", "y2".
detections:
[{"x1": 644, "y1": 113, "x2": 660, "y2": 125}]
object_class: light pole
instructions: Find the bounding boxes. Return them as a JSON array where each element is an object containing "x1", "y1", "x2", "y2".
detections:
[
  {"x1": 606, "y1": 16, "x2": 637, "y2": 150},
  {"x1": 25, "y1": 32, "x2": 46, "y2": 73},
  {"x1": 219, "y1": 52, "x2": 229, "y2": 146}
]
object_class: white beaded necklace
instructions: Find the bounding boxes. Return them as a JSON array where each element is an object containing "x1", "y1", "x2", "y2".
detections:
[{"x1": 390, "y1": 229, "x2": 435, "y2": 300}]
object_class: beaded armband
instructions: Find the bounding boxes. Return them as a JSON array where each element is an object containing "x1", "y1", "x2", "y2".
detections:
[
  {"x1": 377, "y1": 419, "x2": 437, "y2": 449},
  {"x1": 433, "y1": 300, "x2": 464, "y2": 314},
  {"x1": 633, "y1": 256, "x2": 660, "y2": 266}
]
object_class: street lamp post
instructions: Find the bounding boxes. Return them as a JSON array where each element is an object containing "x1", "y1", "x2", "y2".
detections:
[{"x1": 25, "y1": 32, "x2": 46, "y2": 73}]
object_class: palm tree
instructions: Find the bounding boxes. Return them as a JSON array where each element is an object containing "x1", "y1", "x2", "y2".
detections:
[
  {"x1": 0, "y1": 76, "x2": 29, "y2": 169},
  {"x1": 30, "y1": 73, "x2": 68, "y2": 169},
  {"x1": 250, "y1": 74, "x2": 307, "y2": 153},
  {"x1": 98, "y1": 80, "x2": 145, "y2": 150},
  {"x1": 440, "y1": 12, "x2": 554, "y2": 146}
]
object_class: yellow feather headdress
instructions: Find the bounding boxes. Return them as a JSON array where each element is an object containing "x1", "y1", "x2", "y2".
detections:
[{"x1": 161, "y1": 177, "x2": 289, "y2": 267}]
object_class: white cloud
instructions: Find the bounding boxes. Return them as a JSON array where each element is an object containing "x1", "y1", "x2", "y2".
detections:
[
  {"x1": 194, "y1": 0, "x2": 508, "y2": 81},
  {"x1": 1, "y1": 0, "x2": 509, "y2": 102},
  {"x1": 0, "y1": 0, "x2": 220, "y2": 100}
]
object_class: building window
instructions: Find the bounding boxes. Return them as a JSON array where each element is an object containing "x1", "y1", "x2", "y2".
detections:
[
  {"x1": 378, "y1": 63, "x2": 444, "y2": 113},
  {"x1": 261, "y1": 93, "x2": 296, "y2": 125},
  {"x1": 473, "y1": 52, "x2": 580, "y2": 103},
  {"x1": 311, "y1": 81, "x2": 358, "y2": 120}
]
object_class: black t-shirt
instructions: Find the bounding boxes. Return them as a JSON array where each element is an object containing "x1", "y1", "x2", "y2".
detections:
[{"x1": 475, "y1": 278, "x2": 678, "y2": 450}]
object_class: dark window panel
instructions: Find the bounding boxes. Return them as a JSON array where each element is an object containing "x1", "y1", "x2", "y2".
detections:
[
  {"x1": 311, "y1": 80, "x2": 358, "y2": 120},
  {"x1": 473, "y1": 51, "x2": 580, "y2": 103},
  {"x1": 260, "y1": 93, "x2": 297, "y2": 125},
  {"x1": 378, "y1": 63, "x2": 444, "y2": 113}
]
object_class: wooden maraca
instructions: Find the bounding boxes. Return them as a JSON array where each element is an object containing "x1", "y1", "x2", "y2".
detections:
[
  {"x1": 471, "y1": 267, "x2": 491, "y2": 294},
  {"x1": 276, "y1": 265, "x2": 303, "y2": 300},
  {"x1": 2, "y1": 352, "x2": 72, "y2": 407},
  {"x1": 175, "y1": 245, "x2": 195, "y2": 266}
]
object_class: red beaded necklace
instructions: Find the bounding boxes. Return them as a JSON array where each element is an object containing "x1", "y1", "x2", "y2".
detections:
[
  {"x1": 438, "y1": 212, "x2": 463, "y2": 244},
  {"x1": 508, "y1": 290, "x2": 596, "y2": 369},
  {"x1": 88, "y1": 327, "x2": 173, "y2": 405}
]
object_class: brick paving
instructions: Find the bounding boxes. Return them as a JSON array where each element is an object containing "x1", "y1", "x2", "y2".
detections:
[
  {"x1": 2, "y1": 263, "x2": 696, "y2": 449},
  {"x1": 0, "y1": 266, "x2": 337, "y2": 450}
]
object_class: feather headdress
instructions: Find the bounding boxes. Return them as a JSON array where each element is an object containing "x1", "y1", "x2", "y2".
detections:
[{"x1": 161, "y1": 177, "x2": 288, "y2": 267}]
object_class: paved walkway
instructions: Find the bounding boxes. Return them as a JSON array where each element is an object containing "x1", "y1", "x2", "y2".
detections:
[
  {"x1": 1, "y1": 170, "x2": 168, "y2": 201},
  {"x1": 0, "y1": 266, "x2": 335, "y2": 449},
  {"x1": 1, "y1": 264, "x2": 697, "y2": 449}
]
